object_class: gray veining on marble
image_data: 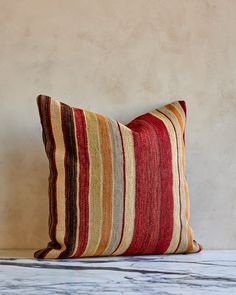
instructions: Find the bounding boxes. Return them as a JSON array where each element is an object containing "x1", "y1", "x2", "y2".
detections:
[{"x1": 0, "y1": 250, "x2": 235, "y2": 294}]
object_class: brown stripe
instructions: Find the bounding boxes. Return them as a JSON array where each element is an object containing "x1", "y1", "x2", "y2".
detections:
[
  {"x1": 58, "y1": 102, "x2": 78, "y2": 258},
  {"x1": 35, "y1": 96, "x2": 59, "y2": 257},
  {"x1": 43, "y1": 98, "x2": 67, "y2": 258}
]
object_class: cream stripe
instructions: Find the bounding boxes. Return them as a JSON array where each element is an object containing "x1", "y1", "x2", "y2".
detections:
[
  {"x1": 161, "y1": 106, "x2": 188, "y2": 253},
  {"x1": 71, "y1": 109, "x2": 80, "y2": 257},
  {"x1": 150, "y1": 110, "x2": 181, "y2": 254},
  {"x1": 81, "y1": 111, "x2": 103, "y2": 257},
  {"x1": 45, "y1": 98, "x2": 66, "y2": 259},
  {"x1": 173, "y1": 102, "x2": 186, "y2": 123},
  {"x1": 112, "y1": 125, "x2": 136, "y2": 256}
]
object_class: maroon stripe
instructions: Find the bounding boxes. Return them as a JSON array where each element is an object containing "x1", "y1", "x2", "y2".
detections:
[
  {"x1": 35, "y1": 95, "x2": 59, "y2": 258},
  {"x1": 59, "y1": 103, "x2": 78, "y2": 258},
  {"x1": 178, "y1": 100, "x2": 186, "y2": 116},
  {"x1": 73, "y1": 109, "x2": 90, "y2": 257},
  {"x1": 178, "y1": 100, "x2": 187, "y2": 142}
]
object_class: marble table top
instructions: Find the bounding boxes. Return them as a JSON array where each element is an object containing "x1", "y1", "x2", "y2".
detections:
[{"x1": 0, "y1": 250, "x2": 235, "y2": 294}]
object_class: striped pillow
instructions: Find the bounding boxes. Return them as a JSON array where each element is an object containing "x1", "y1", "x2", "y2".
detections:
[{"x1": 35, "y1": 95, "x2": 201, "y2": 259}]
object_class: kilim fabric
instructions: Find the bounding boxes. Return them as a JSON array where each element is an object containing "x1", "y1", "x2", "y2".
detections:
[{"x1": 35, "y1": 95, "x2": 201, "y2": 259}]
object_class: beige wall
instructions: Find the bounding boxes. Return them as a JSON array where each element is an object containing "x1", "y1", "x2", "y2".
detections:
[{"x1": 0, "y1": 0, "x2": 235, "y2": 250}]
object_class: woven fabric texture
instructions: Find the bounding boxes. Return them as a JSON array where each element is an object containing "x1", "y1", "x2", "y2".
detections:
[{"x1": 35, "y1": 95, "x2": 201, "y2": 259}]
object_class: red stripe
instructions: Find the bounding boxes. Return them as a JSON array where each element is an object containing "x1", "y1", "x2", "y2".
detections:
[
  {"x1": 126, "y1": 113, "x2": 174, "y2": 254},
  {"x1": 73, "y1": 109, "x2": 90, "y2": 257},
  {"x1": 124, "y1": 114, "x2": 162, "y2": 255},
  {"x1": 148, "y1": 114, "x2": 174, "y2": 253},
  {"x1": 159, "y1": 110, "x2": 182, "y2": 253}
]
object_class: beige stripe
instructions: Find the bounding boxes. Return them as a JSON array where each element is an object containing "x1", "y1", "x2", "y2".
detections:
[
  {"x1": 102, "y1": 120, "x2": 124, "y2": 256},
  {"x1": 161, "y1": 106, "x2": 188, "y2": 253},
  {"x1": 173, "y1": 102, "x2": 186, "y2": 124},
  {"x1": 112, "y1": 125, "x2": 136, "y2": 256},
  {"x1": 45, "y1": 98, "x2": 66, "y2": 259},
  {"x1": 150, "y1": 110, "x2": 181, "y2": 254},
  {"x1": 81, "y1": 111, "x2": 103, "y2": 257},
  {"x1": 173, "y1": 103, "x2": 190, "y2": 220},
  {"x1": 172, "y1": 103, "x2": 196, "y2": 252},
  {"x1": 92, "y1": 115, "x2": 113, "y2": 256},
  {"x1": 71, "y1": 109, "x2": 80, "y2": 257}
]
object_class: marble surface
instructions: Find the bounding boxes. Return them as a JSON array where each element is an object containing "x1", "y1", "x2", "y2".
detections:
[
  {"x1": 0, "y1": 250, "x2": 235, "y2": 294},
  {"x1": 1, "y1": 1, "x2": 236, "y2": 252}
]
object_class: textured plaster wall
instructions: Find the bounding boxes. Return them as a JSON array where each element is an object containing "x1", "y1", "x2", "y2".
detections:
[{"x1": 0, "y1": 0, "x2": 235, "y2": 250}]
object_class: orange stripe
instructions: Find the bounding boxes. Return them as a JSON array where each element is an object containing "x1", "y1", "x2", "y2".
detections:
[
  {"x1": 166, "y1": 104, "x2": 193, "y2": 252},
  {"x1": 93, "y1": 114, "x2": 113, "y2": 256},
  {"x1": 166, "y1": 104, "x2": 184, "y2": 133}
]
